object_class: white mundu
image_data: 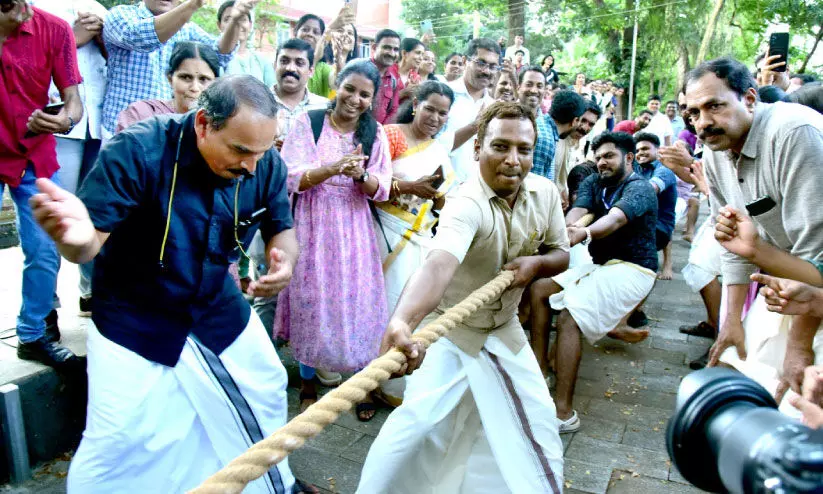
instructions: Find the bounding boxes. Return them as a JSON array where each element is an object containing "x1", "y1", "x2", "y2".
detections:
[{"x1": 358, "y1": 174, "x2": 568, "y2": 493}]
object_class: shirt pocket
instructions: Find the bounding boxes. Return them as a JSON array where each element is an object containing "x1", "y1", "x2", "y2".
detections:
[{"x1": 751, "y1": 206, "x2": 792, "y2": 251}]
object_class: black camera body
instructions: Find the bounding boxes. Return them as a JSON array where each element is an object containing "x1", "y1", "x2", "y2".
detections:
[{"x1": 667, "y1": 368, "x2": 823, "y2": 493}]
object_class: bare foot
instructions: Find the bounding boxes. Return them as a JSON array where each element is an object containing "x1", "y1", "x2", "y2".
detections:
[
  {"x1": 608, "y1": 325, "x2": 650, "y2": 343},
  {"x1": 300, "y1": 395, "x2": 317, "y2": 413},
  {"x1": 657, "y1": 268, "x2": 673, "y2": 280},
  {"x1": 682, "y1": 231, "x2": 693, "y2": 243}
]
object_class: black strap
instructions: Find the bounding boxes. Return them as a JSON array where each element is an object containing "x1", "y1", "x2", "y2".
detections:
[{"x1": 293, "y1": 110, "x2": 392, "y2": 253}]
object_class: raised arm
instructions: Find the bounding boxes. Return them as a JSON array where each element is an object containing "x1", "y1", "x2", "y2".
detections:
[{"x1": 104, "y1": 1, "x2": 202, "y2": 52}]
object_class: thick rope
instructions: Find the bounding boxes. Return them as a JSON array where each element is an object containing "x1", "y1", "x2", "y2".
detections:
[{"x1": 191, "y1": 269, "x2": 516, "y2": 494}]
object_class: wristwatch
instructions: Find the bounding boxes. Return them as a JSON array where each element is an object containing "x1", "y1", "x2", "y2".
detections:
[
  {"x1": 61, "y1": 116, "x2": 76, "y2": 135},
  {"x1": 355, "y1": 170, "x2": 370, "y2": 183},
  {"x1": 580, "y1": 227, "x2": 592, "y2": 246}
]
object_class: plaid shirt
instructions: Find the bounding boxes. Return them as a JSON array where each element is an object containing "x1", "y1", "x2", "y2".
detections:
[
  {"x1": 102, "y1": 3, "x2": 233, "y2": 133},
  {"x1": 533, "y1": 114, "x2": 559, "y2": 180},
  {"x1": 271, "y1": 86, "x2": 329, "y2": 138}
]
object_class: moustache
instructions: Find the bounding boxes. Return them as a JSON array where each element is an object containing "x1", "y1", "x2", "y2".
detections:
[
  {"x1": 281, "y1": 71, "x2": 300, "y2": 81},
  {"x1": 228, "y1": 168, "x2": 253, "y2": 179},
  {"x1": 699, "y1": 127, "x2": 725, "y2": 139}
]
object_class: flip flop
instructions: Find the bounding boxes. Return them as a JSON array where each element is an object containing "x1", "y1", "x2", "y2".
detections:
[
  {"x1": 679, "y1": 321, "x2": 716, "y2": 339},
  {"x1": 356, "y1": 401, "x2": 378, "y2": 422}
]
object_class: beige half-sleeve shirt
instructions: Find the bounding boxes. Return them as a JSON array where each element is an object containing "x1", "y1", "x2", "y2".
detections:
[{"x1": 429, "y1": 173, "x2": 569, "y2": 355}]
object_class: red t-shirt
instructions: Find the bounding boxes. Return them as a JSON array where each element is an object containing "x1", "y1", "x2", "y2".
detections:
[
  {"x1": 613, "y1": 119, "x2": 638, "y2": 135},
  {"x1": 0, "y1": 8, "x2": 82, "y2": 187}
]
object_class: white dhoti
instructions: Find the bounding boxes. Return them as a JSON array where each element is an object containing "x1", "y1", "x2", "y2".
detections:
[
  {"x1": 720, "y1": 295, "x2": 823, "y2": 418},
  {"x1": 549, "y1": 260, "x2": 656, "y2": 344},
  {"x1": 567, "y1": 243, "x2": 593, "y2": 269},
  {"x1": 357, "y1": 334, "x2": 564, "y2": 494},
  {"x1": 67, "y1": 313, "x2": 294, "y2": 493},
  {"x1": 681, "y1": 217, "x2": 723, "y2": 293},
  {"x1": 675, "y1": 197, "x2": 688, "y2": 224}
]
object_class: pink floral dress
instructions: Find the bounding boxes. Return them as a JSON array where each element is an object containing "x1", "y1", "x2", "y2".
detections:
[{"x1": 273, "y1": 113, "x2": 392, "y2": 371}]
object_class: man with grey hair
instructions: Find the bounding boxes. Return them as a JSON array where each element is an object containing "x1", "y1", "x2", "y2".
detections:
[{"x1": 31, "y1": 75, "x2": 302, "y2": 493}]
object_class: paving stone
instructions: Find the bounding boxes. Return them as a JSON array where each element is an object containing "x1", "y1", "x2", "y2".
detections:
[
  {"x1": 583, "y1": 398, "x2": 672, "y2": 429},
  {"x1": 606, "y1": 470, "x2": 705, "y2": 493},
  {"x1": 572, "y1": 414, "x2": 626, "y2": 443},
  {"x1": 643, "y1": 358, "x2": 690, "y2": 377},
  {"x1": 340, "y1": 434, "x2": 374, "y2": 463},
  {"x1": 565, "y1": 435, "x2": 670, "y2": 480},
  {"x1": 622, "y1": 422, "x2": 668, "y2": 452},
  {"x1": 289, "y1": 445, "x2": 363, "y2": 494},
  {"x1": 563, "y1": 458, "x2": 613, "y2": 493},
  {"x1": 575, "y1": 375, "x2": 678, "y2": 410},
  {"x1": 305, "y1": 424, "x2": 364, "y2": 456}
]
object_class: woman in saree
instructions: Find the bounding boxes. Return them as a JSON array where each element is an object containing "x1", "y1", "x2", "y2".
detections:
[{"x1": 377, "y1": 80, "x2": 457, "y2": 314}]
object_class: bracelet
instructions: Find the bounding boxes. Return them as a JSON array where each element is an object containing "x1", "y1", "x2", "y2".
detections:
[
  {"x1": 392, "y1": 179, "x2": 401, "y2": 197},
  {"x1": 305, "y1": 169, "x2": 314, "y2": 187}
]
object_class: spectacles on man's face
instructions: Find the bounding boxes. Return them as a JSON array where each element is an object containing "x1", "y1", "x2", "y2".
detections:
[{"x1": 470, "y1": 58, "x2": 501, "y2": 73}]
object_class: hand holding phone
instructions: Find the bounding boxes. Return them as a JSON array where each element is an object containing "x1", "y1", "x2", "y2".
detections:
[
  {"x1": 25, "y1": 102, "x2": 68, "y2": 137},
  {"x1": 768, "y1": 32, "x2": 789, "y2": 73}
]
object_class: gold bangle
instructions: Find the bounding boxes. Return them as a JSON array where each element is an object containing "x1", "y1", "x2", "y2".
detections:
[{"x1": 305, "y1": 169, "x2": 314, "y2": 187}]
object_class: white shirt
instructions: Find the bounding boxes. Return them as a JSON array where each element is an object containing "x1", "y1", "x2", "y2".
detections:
[
  {"x1": 646, "y1": 111, "x2": 674, "y2": 147},
  {"x1": 443, "y1": 77, "x2": 495, "y2": 183},
  {"x1": 35, "y1": 0, "x2": 108, "y2": 141},
  {"x1": 504, "y1": 45, "x2": 530, "y2": 65}
]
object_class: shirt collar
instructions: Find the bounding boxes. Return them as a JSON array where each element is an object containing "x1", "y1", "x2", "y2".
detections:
[
  {"x1": 452, "y1": 76, "x2": 490, "y2": 100},
  {"x1": 271, "y1": 85, "x2": 311, "y2": 107},
  {"x1": 18, "y1": 8, "x2": 37, "y2": 35},
  {"x1": 137, "y1": 2, "x2": 155, "y2": 19},
  {"x1": 740, "y1": 103, "x2": 766, "y2": 159}
]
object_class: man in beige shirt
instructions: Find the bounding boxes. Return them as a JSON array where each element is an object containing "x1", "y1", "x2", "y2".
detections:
[{"x1": 357, "y1": 102, "x2": 569, "y2": 494}]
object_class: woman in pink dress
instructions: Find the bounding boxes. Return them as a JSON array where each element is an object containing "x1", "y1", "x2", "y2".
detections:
[{"x1": 274, "y1": 59, "x2": 392, "y2": 420}]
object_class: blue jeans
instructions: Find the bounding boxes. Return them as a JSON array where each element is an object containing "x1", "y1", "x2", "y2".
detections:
[
  {"x1": 55, "y1": 136, "x2": 101, "y2": 298},
  {"x1": 1, "y1": 163, "x2": 61, "y2": 342}
]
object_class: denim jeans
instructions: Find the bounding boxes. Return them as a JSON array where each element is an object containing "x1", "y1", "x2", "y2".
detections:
[
  {"x1": 1, "y1": 163, "x2": 61, "y2": 342},
  {"x1": 55, "y1": 136, "x2": 101, "y2": 298}
]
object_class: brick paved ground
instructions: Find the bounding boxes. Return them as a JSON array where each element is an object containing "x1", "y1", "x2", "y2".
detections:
[{"x1": 0, "y1": 190, "x2": 711, "y2": 493}]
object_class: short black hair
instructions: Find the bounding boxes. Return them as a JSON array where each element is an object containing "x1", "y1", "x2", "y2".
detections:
[
  {"x1": 515, "y1": 49, "x2": 525, "y2": 56},
  {"x1": 758, "y1": 85, "x2": 788, "y2": 103},
  {"x1": 375, "y1": 29, "x2": 401, "y2": 46},
  {"x1": 792, "y1": 73, "x2": 818, "y2": 84},
  {"x1": 294, "y1": 14, "x2": 325, "y2": 36},
  {"x1": 591, "y1": 131, "x2": 635, "y2": 157},
  {"x1": 686, "y1": 57, "x2": 757, "y2": 98},
  {"x1": 217, "y1": 0, "x2": 251, "y2": 24},
  {"x1": 567, "y1": 162, "x2": 598, "y2": 199},
  {"x1": 583, "y1": 99, "x2": 603, "y2": 119},
  {"x1": 647, "y1": 94, "x2": 661, "y2": 103},
  {"x1": 638, "y1": 109, "x2": 654, "y2": 118},
  {"x1": 277, "y1": 38, "x2": 314, "y2": 67},
  {"x1": 549, "y1": 90, "x2": 587, "y2": 125},
  {"x1": 633, "y1": 132, "x2": 660, "y2": 148},
  {"x1": 518, "y1": 65, "x2": 545, "y2": 85},
  {"x1": 664, "y1": 100, "x2": 677, "y2": 107},
  {"x1": 467, "y1": 37, "x2": 501, "y2": 58},
  {"x1": 199, "y1": 75, "x2": 278, "y2": 130},
  {"x1": 445, "y1": 52, "x2": 463, "y2": 64},
  {"x1": 167, "y1": 42, "x2": 220, "y2": 79},
  {"x1": 401, "y1": 37, "x2": 424, "y2": 53},
  {"x1": 477, "y1": 101, "x2": 537, "y2": 145},
  {"x1": 787, "y1": 83, "x2": 823, "y2": 115}
]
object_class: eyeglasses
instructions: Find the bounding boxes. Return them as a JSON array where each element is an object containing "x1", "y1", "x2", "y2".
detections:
[{"x1": 470, "y1": 58, "x2": 501, "y2": 73}]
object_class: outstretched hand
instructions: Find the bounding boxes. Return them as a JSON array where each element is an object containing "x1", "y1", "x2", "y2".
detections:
[
  {"x1": 247, "y1": 247, "x2": 293, "y2": 298},
  {"x1": 751, "y1": 273, "x2": 823, "y2": 317},
  {"x1": 30, "y1": 178, "x2": 96, "y2": 248}
]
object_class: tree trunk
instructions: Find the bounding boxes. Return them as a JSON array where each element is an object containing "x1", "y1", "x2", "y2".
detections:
[
  {"x1": 695, "y1": 0, "x2": 725, "y2": 65},
  {"x1": 799, "y1": 26, "x2": 823, "y2": 73},
  {"x1": 675, "y1": 42, "x2": 691, "y2": 95},
  {"x1": 507, "y1": 0, "x2": 526, "y2": 43}
]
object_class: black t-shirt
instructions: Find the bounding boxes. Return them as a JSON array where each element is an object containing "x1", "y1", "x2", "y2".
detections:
[
  {"x1": 573, "y1": 173, "x2": 659, "y2": 271},
  {"x1": 79, "y1": 112, "x2": 293, "y2": 366}
]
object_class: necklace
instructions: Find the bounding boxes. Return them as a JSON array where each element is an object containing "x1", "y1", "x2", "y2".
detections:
[{"x1": 329, "y1": 111, "x2": 354, "y2": 133}]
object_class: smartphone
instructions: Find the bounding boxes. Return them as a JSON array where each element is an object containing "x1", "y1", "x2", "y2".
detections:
[
  {"x1": 44, "y1": 102, "x2": 65, "y2": 115},
  {"x1": 420, "y1": 20, "x2": 433, "y2": 34},
  {"x1": 430, "y1": 165, "x2": 445, "y2": 189},
  {"x1": 768, "y1": 32, "x2": 789, "y2": 73},
  {"x1": 745, "y1": 195, "x2": 776, "y2": 217}
]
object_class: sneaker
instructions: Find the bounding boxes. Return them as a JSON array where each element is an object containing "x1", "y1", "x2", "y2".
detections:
[
  {"x1": 44, "y1": 309, "x2": 61, "y2": 343},
  {"x1": 78, "y1": 296, "x2": 92, "y2": 317},
  {"x1": 627, "y1": 310, "x2": 649, "y2": 328},
  {"x1": 316, "y1": 368, "x2": 343, "y2": 387},
  {"x1": 558, "y1": 410, "x2": 581, "y2": 434}
]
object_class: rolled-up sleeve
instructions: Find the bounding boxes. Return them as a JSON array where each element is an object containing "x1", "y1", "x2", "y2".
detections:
[
  {"x1": 430, "y1": 194, "x2": 482, "y2": 263},
  {"x1": 104, "y1": 6, "x2": 162, "y2": 53}
]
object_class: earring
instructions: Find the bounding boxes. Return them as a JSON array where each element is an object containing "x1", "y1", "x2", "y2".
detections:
[{"x1": 412, "y1": 108, "x2": 416, "y2": 116}]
